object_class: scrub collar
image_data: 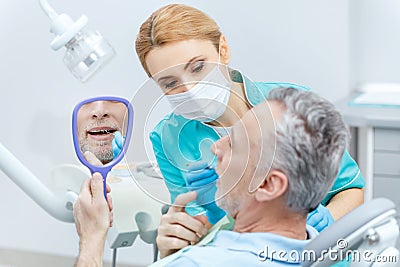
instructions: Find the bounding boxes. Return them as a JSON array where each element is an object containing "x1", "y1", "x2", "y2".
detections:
[{"x1": 230, "y1": 69, "x2": 266, "y2": 107}]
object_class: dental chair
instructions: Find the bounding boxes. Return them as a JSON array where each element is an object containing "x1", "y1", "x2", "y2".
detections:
[{"x1": 302, "y1": 198, "x2": 399, "y2": 267}]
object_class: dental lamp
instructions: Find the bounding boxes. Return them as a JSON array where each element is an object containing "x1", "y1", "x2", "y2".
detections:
[{"x1": 39, "y1": 0, "x2": 115, "y2": 82}]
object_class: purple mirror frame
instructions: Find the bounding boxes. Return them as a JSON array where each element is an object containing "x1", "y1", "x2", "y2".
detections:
[{"x1": 72, "y1": 96, "x2": 134, "y2": 198}]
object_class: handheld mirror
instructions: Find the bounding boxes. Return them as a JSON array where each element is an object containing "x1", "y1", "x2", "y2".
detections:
[{"x1": 72, "y1": 96, "x2": 133, "y2": 198}]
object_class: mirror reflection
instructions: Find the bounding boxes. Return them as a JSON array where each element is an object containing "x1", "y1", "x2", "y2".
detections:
[{"x1": 76, "y1": 100, "x2": 128, "y2": 165}]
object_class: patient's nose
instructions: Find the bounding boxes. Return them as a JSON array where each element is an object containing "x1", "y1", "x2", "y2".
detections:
[
  {"x1": 211, "y1": 136, "x2": 229, "y2": 159},
  {"x1": 91, "y1": 101, "x2": 109, "y2": 119}
]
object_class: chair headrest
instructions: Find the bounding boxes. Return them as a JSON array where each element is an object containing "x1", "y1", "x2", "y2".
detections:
[{"x1": 302, "y1": 198, "x2": 397, "y2": 267}]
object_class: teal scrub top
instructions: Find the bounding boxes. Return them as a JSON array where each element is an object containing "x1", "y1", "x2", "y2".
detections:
[{"x1": 150, "y1": 70, "x2": 365, "y2": 215}]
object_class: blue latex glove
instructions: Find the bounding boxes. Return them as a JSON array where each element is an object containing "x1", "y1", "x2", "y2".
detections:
[
  {"x1": 307, "y1": 204, "x2": 334, "y2": 232},
  {"x1": 112, "y1": 131, "x2": 124, "y2": 159},
  {"x1": 186, "y1": 161, "x2": 226, "y2": 224}
]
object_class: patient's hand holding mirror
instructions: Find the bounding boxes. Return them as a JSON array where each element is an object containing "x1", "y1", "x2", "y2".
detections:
[{"x1": 72, "y1": 96, "x2": 133, "y2": 198}]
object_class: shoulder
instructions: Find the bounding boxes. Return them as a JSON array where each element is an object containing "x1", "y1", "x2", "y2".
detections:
[
  {"x1": 166, "y1": 255, "x2": 200, "y2": 267},
  {"x1": 254, "y1": 81, "x2": 311, "y2": 93},
  {"x1": 150, "y1": 113, "x2": 187, "y2": 141},
  {"x1": 151, "y1": 113, "x2": 176, "y2": 135},
  {"x1": 240, "y1": 72, "x2": 311, "y2": 107},
  {"x1": 150, "y1": 113, "x2": 219, "y2": 141}
]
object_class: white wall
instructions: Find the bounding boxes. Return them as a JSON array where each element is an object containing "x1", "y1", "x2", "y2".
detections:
[
  {"x1": 349, "y1": 0, "x2": 400, "y2": 88},
  {"x1": 0, "y1": 0, "x2": 352, "y2": 266}
]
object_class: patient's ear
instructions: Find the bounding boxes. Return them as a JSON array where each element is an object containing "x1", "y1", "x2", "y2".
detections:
[{"x1": 254, "y1": 170, "x2": 288, "y2": 202}]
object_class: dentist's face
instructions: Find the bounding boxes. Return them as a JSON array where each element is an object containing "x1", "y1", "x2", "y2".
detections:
[
  {"x1": 77, "y1": 101, "x2": 127, "y2": 164},
  {"x1": 145, "y1": 39, "x2": 222, "y2": 95}
]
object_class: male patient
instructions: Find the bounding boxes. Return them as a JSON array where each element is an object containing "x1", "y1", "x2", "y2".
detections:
[
  {"x1": 73, "y1": 87, "x2": 350, "y2": 266},
  {"x1": 77, "y1": 100, "x2": 127, "y2": 165}
]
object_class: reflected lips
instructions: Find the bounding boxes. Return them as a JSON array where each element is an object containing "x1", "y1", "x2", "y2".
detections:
[{"x1": 87, "y1": 127, "x2": 117, "y2": 141}]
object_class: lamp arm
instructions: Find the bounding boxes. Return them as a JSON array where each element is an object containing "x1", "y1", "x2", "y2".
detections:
[
  {"x1": 0, "y1": 142, "x2": 74, "y2": 223},
  {"x1": 39, "y1": 0, "x2": 58, "y2": 20}
]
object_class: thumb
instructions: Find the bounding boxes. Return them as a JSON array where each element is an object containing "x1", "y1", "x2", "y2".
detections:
[
  {"x1": 170, "y1": 191, "x2": 197, "y2": 212},
  {"x1": 84, "y1": 151, "x2": 103, "y2": 166},
  {"x1": 90, "y1": 173, "x2": 105, "y2": 201}
]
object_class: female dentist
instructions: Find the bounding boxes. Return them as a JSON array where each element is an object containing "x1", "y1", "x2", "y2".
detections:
[{"x1": 134, "y1": 4, "x2": 365, "y2": 258}]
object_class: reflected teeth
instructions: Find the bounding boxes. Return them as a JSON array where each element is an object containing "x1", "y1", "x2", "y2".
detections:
[{"x1": 89, "y1": 129, "x2": 116, "y2": 135}]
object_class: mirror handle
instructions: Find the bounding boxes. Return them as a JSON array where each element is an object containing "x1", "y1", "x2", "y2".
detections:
[{"x1": 89, "y1": 166, "x2": 112, "y2": 199}]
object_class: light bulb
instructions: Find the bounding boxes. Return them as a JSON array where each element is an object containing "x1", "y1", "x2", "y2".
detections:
[
  {"x1": 40, "y1": 0, "x2": 115, "y2": 82},
  {"x1": 63, "y1": 30, "x2": 115, "y2": 82}
]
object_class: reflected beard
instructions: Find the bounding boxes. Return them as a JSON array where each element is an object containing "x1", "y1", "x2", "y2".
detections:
[
  {"x1": 80, "y1": 141, "x2": 113, "y2": 164},
  {"x1": 79, "y1": 120, "x2": 120, "y2": 164}
]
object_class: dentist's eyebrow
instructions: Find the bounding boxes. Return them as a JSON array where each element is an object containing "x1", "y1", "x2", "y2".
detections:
[
  {"x1": 184, "y1": 56, "x2": 202, "y2": 71},
  {"x1": 157, "y1": 56, "x2": 203, "y2": 83},
  {"x1": 157, "y1": 75, "x2": 174, "y2": 84}
]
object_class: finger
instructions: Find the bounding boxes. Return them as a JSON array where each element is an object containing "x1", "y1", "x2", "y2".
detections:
[
  {"x1": 170, "y1": 191, "x2": 197, "y2": 212},
  {"x1": 189, "y1": 174, "x2": 218, "y2": 187},
  {"x1": 106, "y1": 183, "x2": 111, "y2": 193},
  {"x1": 110, "y1": 210, "x2": 113, "y2": 227},
  {"x1": 315, "y1": 216, "x2": 328, "y2": 232},
  {"x1": 165, "y1": 212, "x2": 208, "y2": 237},
  {"x1": 159, "y1": 224, "x2": 200, "y2": 244},
  {"x1": 188, "y1": 161, "x2": 209, "y2": 172},
  {"x1": 107, "y1": 194, "x2": 113, "y2": 211},
  {"x1": 186, "y1": 169, "x2": 216, "y2": 183},
  {"x1": 307, "y1": 208, "x2": 318, "y2": 220},
  {"x1": 306, "y1": 212, "x2": 320, "y2": 227},
  {"x1": 193, "y1": 215, "x2": 208, "y2": 225},
  {"x1": 157, "y1": 235, "x2": 190, "y2": 251},
  {"x1": 84, "y1": 151, "x2": 103, "y2": 166},
  {"x1": 78, "y1": 179, "x2": 91, "y2": 202},
  {"x1": 90, "y1": 173, "x2": 106, "y2": 201},
  {"x1": 79, "y1": 178, "x2": 90, "y2": 193}
]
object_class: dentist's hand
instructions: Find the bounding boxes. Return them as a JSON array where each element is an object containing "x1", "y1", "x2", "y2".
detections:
[
  {"x1": 307, "y1": 204, "x2": 334, "y2": 232},
  {"x1": 73, "y1": 173, "x2": 113, "y2": 265},
  {"x1": 112, "y1": 131, "x2": 124, "y2": 158},
  {"x1": 157, "y1": 191, "x2": 208, "y2": 259},
  {"x1": 186, "y1": 161, "x2": 226, "y2": 225}
]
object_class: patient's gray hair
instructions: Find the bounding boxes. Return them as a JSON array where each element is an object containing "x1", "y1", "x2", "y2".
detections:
[{"x1": 267, "y1": 87, "x2": 349, "y2": 213}]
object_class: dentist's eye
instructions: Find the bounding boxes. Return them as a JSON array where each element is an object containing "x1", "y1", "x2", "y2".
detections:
[
  {"x1": 191, "y1": 61, "x2": 205, "y2": 73},
  {"x1": 163, "y1": 80, "x2": 179, "y2": 90}
]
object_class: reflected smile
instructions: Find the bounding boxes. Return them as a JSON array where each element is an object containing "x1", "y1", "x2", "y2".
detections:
[{"x1": 87, "y1": 127, "x2": 117, "y2": 141}]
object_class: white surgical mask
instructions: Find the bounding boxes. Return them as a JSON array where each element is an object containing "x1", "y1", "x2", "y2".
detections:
[{"x1": 166, "y1": 65, "x2": 231, "y2": 122}]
